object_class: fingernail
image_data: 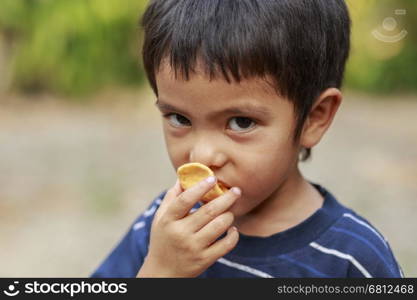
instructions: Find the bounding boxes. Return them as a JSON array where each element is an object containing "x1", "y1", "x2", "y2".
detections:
[
  {"x1": 205, "y1": 176, "x2": 216, "y2": 184},
  {"x1": 231, "y1": 187, "x2": 241, "y2": 195}
]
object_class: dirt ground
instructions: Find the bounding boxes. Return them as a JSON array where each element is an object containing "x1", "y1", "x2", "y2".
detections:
[{"x1": 0, "y1": 88, "x2": 416, "y2": 277}]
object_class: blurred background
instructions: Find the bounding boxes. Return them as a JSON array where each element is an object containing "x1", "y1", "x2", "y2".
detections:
[{"x1": 0, "y1": 0, "x2": 416, "y2": 277}]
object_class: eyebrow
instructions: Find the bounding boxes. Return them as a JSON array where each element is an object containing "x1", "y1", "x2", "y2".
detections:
[{"x1": 155, "y1": 98, "x2": 271, "y2": 118}]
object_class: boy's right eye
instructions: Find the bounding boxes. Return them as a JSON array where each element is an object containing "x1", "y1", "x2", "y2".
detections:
[{"x1": 164, "y1": 113, "x2": 191, "y2": 127}]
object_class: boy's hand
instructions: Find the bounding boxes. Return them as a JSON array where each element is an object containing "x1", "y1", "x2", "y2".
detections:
[{"x1": 137, "y1": 177, "x2": 240, "y2": 277}]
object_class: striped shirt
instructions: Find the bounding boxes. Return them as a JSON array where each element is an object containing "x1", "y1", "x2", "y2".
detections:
[{"x1": 91, "y1": 184, "x2": 403, "y2": 278}]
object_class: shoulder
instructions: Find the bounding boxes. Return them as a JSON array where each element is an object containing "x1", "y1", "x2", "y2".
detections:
[
  {"x1": 130, "y1": 190, "x2": 167, "y2": 233},
  {"x1": 311, "y1": 209, "x2": 403, "y2": 277}
]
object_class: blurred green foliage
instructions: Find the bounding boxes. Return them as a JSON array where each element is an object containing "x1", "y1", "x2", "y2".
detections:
[
  {"x1": 0, "y1": 0, "x2": 416, "y2": 97},
  {"x1": 345, "y1": 0, "x2": 417, "y2": 94},
  {"x1": 0, "y1": 0, "x2": 147, "y2": 96}
]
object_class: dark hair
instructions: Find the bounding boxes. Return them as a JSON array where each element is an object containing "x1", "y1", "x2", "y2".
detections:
[{"x1": 140, "y1": 0, "x2": 351, "y2": 161}]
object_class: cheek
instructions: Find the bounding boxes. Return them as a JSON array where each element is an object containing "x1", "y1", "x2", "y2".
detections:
[
  {"x1": 163, "y1": 127, "x2": 189, "y2": 169},
  {"x1": 240, "y1": 158, "x2": 284, "y2": 196},
  {"x1": 237, "y1": 139, "x2": 296, "y2": 198}
]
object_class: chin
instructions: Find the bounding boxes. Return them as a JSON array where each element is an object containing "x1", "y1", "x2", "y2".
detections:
[{"x1": 228, "y1": 202, "x2": 250, "y2": 218}]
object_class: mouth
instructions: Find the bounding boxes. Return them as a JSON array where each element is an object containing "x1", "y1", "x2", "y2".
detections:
[{"x1": 217, "y1": 180, "x2": 231, "y2": 192}]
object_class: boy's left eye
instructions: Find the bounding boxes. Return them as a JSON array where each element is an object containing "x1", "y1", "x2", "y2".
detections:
[{"x1": 227, "y1": 117, "x2": 256, "y2": 132}]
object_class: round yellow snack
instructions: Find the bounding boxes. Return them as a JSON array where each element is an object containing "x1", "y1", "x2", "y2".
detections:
[{"x1": 177, "y1": 162, "x2": 228, "y2": 202}]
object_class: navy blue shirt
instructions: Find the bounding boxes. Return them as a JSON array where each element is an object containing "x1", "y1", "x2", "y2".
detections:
[{"x1": 91, "y1": 184, "x2": 403, "y2": 278}]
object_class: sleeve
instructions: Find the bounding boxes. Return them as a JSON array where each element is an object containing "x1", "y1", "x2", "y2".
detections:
[
  {"x1": 369, "y1": 243, "x2": 404, "y2": 278},
  {"x1": 345, "y1": 238, "x2": 404, "y2": 278},
  {"x1": 90, "y1": 191, "x2": 166, "y2": 278},
  {"x1": 346, "y1": 253, "x2": 403, "y2": 278}
]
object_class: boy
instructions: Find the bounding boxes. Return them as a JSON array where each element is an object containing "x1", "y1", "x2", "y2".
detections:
[{"x1": 92, "y1": 0, "x2": 403, "y2": 277}]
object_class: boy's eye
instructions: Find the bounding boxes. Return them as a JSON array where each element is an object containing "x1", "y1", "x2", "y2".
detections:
[
  {"x1": 165, "y1": 113, "x2": 191, "y2": 127},
  {"x1": 228, "y1": 117, "x2": 256, "y2": 132},
  {"x1": 164, "y1": 113, "x2": 256, "y2": 132}
]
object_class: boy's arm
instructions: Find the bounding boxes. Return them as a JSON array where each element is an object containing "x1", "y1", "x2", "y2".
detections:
[{"x1": 137, "y1": 178, "x2": 240, "y2": 278}]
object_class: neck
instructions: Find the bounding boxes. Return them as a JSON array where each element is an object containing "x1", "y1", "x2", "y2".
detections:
[{"x1": 234, "y1": 167, "x2": 324, "y2": 237}]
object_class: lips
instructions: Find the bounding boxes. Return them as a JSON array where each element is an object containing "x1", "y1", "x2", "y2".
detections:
[{"x1": 217, "y1": 180, "x2": 231, "y2": 192}]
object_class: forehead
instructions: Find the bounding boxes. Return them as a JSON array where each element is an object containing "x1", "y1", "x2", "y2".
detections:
[{"x1": 155, "y1": 62, "x2": 287, "y2": 113}]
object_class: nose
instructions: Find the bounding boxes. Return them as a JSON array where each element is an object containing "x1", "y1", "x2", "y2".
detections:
[{"x1": 188, "y1": 136, "x2": 227, "y2": 169}]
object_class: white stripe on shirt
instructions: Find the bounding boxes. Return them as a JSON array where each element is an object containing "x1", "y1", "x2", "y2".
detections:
[
  {"x1": 343, "y1": 213, "x2": 388, "y2": 248},
  {"x1": 143, "y1": 205, "x2": 157, "y2": 217},
  {"x1": 217, "y1": 258, "x2": 273, "y2": 278},
  {"x1": 310, "y1": 242, "x2": 372, "y2": 278},
  {"x1": 133, "y1": 221, "x2": 145, "y2": 231},
  {"x1": 142, "y1": 198, "x2": 163, "y2": 218},
  {"x1": 399, "y1": 266, "x2": 404, "y2": 278}
]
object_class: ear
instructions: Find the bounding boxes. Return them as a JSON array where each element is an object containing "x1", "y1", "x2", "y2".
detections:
[{"x1": 300, "y1": 88, "x2": 342, "y2": 149}]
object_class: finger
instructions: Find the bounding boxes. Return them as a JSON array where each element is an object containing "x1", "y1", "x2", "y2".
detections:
[
  {"x1": 184, "y1": 187, "x2": 241, "y2": 232},
  {"x1": 172, "y1": 178, "x2": 182, "y2": 194},
  {"x1": 165, "y1": 176, "x2": 217, "y2": 221},
  {"x1": 157, "y1": 179, "x2": 182, "y2": 214},
  {"x1": 203, "y1": 226, "x2": 239, "y2": 260},
  {"x1": 195, "y1": 211, "x2": 235, "y2": 247},
  {"x1": 159, "y1": 179, "x2": 181, "y2": 205}
]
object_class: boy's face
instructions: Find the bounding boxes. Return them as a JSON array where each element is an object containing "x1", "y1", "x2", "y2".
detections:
[{"x1": 155, "y1": 63, "x2": 300, "y2": 217}]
